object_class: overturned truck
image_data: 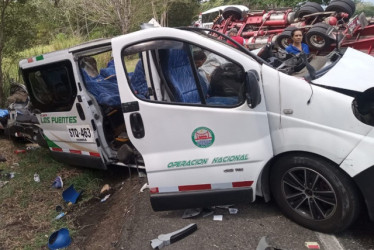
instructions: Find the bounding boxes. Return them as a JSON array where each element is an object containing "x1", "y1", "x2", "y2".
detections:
[{"x1": 211, "y1": 0, "x2": 374, "y2": 55}]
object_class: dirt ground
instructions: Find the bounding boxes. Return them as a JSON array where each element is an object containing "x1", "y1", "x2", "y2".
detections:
[{"x1": 70, "y1": 173, "x2": 146, "y2": 249}]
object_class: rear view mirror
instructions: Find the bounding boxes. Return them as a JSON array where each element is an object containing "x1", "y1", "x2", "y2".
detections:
[{"x1": 245, "y1": 70, "x2": 261, "y2": 108}]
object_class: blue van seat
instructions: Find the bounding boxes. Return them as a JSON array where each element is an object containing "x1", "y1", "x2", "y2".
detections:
[
  {"x1": 161, "y1": 49, "x2": 207, "y2": 103},
  {"x1": 129, "y1": 60, "x2": 149, "y2": 99}
]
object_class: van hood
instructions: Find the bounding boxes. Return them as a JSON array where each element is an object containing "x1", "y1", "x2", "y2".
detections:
[{"x1": 312, "y1": 48, "x2": 374, "y2": 92}]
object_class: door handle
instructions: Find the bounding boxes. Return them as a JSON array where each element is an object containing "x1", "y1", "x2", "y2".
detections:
[{"x1": 130, "y1": 112, "x2": 145, "y2": 139}]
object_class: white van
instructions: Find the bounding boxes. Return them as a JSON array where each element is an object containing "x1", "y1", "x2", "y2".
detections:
[
  {"x1": 197, "y1": 5, "x2": 249, "y2": 29},
  {"x1": 19, "y1": 27, "x2": 374, "y2": 233}
]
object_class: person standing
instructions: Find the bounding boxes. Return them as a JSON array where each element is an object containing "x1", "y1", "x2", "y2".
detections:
[
  {"x1": 227, "y1": 28, "x2": 246, "y2": 48},
  {"x1": 285, "y1": 29, "x2": 310, "y2": 55}
]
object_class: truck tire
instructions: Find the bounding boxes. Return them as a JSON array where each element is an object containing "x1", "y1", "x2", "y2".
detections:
[
  {"x1": 326, "y1": 1, "x2": 353, "y2": 18},
  {"x1": 275, "y1": 31, "x2": 292, "y2": 49},
  {"x1": 223, "y1": 6, "x2": 243, "y2": 20},
  {"x1": 311, "y1": 22, "x2": 331, "y2": 30},
  {"x1": 270, "y1": 154, "x2": 361, "y2": 233},
  {"x1": 305, "y1": 27, "x2": 333, "y2": 50},
  {"x1": 295, "y1": 2, "x2": 324, "y2": 19},
  {"x1": 330, "y1": 0, "x2": 355, "y2": 14}
]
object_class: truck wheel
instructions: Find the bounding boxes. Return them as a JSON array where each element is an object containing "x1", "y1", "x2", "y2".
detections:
[
  {"x1": 326, "y1": 1, "x2": 353, "y2": 18},
  {"x1": 223, "y1": 6, "x2": 243, "y2": 20},
  {"x1": 330, "y1": 0, "x2": 355, "y2": 14},
  {"x1": 270, "y1": 155, "x2": 361, "y2": 233},
  {"x1": 295, "y1": 2, "x2": 324, "y2": 19},
  {"x1": 305, "y1": 27, "x2": 333, "y2": 50},
  {"x1": 275, "y1": 31, "x2": 292, "y2": 49}
]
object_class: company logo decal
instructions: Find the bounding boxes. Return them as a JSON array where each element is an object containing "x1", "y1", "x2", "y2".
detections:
[{"x1": 192, "y1": 127, "x2": 215, "y2": 148}]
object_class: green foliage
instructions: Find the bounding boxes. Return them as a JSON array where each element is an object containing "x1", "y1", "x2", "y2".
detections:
[
  {"x1": 356, "y1": 2, "x2": 374, "y2": 17},
  {"x1": 169, "y1": 1, "x2": 201, "y2": 26}
]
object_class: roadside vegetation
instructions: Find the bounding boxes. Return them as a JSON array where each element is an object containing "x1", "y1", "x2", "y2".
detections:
[{"x1": 0, "y1": 137, "x2": 104, "y2": 249}]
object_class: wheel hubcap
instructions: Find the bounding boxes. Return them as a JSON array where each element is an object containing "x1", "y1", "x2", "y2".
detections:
[
  {"x1": 309, "y1": 35, "x2": 325, "y2": 48},
  {"x1": 281, "y1": 167, "x2": 337, "y2": 221}
]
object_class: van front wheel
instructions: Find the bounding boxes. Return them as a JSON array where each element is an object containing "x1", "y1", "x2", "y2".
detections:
[{"x1": 270, "y1": 155, "x2": 360, "y2": 233}]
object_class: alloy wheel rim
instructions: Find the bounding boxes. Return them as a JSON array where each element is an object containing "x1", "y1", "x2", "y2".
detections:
[
  {"x1": 281, "y1": 167, "x2": 337, "y2": 221},
  {"x1": 309, "y1": 35, "x2": 325, "y2": 48}
]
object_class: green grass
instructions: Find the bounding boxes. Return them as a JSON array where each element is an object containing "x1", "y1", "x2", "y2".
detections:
[{"x1": 0, "y1": 143, "x2": 105, "y2": 249}]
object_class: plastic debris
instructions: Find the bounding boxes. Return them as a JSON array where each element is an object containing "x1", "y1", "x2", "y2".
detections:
[
  {"x1": 62, "y1": 185, "x2": 82, "y2": 204},
  {"x1": 202, "y1": 208, "x2": 215, "y2": 218},
  {"x1": 182, "y1": 208, "x2": 202, "y2": 219},
  {"x1": 213, "y1": 215, "x2": 223, "y2": 221},
  {"x1": 34, "y1": 173, "x2": 40, "y2": 182},
  {"x1": 151, "y1": 223, "x2": 197, "y2": 249},
  {"x1": 100, "y1": 194, "x2": 111, "y2": 202},
  {"x1": 229, "y1": 208, "x2": 238, "y2": 214},
  {"x1": 14, "y1": 149, "x2": 26, "y2": 154},
  {"x1": 48, "y1": 228, "x2": 71, "y2": 250},
  {"x1": 305, "y1": 242, "x2": 320, "y2": 249},
  {"x1": 256, "y1": 236, "x2": 284, "y2": 250},
  {"x1": 55, "y1": 212, "x2": 66, "y2": 220},
  {"x1": 140, "y1": 183, "x2": 149, "y2": 192},
  {"x1": 100, "y1": 184, "x2": 111, "y2": 194},
  {"x1": 52, "y1": 176, "x2": 63, "y2": 189}
]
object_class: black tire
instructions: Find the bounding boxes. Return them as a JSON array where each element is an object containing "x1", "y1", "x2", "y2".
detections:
[
  {"x1": 275, "y1": 31, "x2": 292, "y2": 49},
  {"x1": 223, "y1": 6, "x2": 243, "y2": 20},
  {"x1": 270, "y1": 154, "x2": 361, "y2": 233},
  {"x1": 326, "y1": 1, "x2": 353, "y2": 18},
  {"x1": 311, "y1": 22, "x2": 332, "y2": 30},
  {"x1": 295, "y1": 2, "x2": 324, "y2": 19},
  {"x1": 305, "y1": 27, "x2": 333, "y2": 50},
  {"x1": 331, "y1": 0, "x2": 355, "y2": 14},
  {"x1": 302, "y1": 1, "x2": 324, "y2": 11}
]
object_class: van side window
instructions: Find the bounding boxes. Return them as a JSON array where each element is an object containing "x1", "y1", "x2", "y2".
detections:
[
  {"x1": 122, "y1": 40, "x2": 245, "y2": 107},
  {"x1": 23, "y1": 60, "x2": 77, "y2": 112}
]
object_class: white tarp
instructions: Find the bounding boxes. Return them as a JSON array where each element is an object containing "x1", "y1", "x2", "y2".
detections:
[{"x1": 313, "y1": 47, "x2": 374, "y2": 92}]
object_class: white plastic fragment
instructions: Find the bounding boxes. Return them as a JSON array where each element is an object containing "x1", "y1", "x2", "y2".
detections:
[
  {"x1": 101, "y1": 194, "x2": 111, "y2": 202},
  {"x1": 140, "y1": 183, "x2": 149, "y2": 192},
  {"x1": 213, "y1": 215, "x2": 223, "y2": 221},
  {"x1": 229, "y1": 208, "x2": 238, "y2": 214},
  {"x1": 34, "y1": 173, "x2": 40, "y2": 182}
]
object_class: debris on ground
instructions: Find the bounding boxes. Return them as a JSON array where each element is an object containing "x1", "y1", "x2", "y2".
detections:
[
  {"x1": 34, "y1": 173, "x2": 40, "y2": 182},
  {"x1": 100, "y1": 194, "x2": 111, "y2": 202},
  {"x1": 52, "y1": 176, "x2": 63, "y2": 189},
  {"x1": 14, "y1": 149, "x2": 26, "y2": 154},
  {"x1": 140, "y1": 183, "x2": 149, "y2": 192},
  {"x1": 100, "y1": 184, "x2": 111, "y2": 194},
  {"x1": 213, "y1": 215, "x2": 223, "y2": 221},
  {"x1": 229, "y1": 208, "x2": 238, "y2": 214},
  {"x1": 256, "y1": 236, "x2": 284, "y2": 250},
  {"x1": 202, "y1": 207, "x2": 215, "y2": 217},
  {"x1": 182, "y1": 208, "x2": 202, "y2": 219},
  {"x1": 55, "y1": 212, "x2": 67, "y2": 220},
  {"x1": 48, "y1": 228, "x2": 71, "y2": 250},
  {"x1": 305, "y1": 242, "x2": 320, "y2": 249},
  {"x1": 150, "y1": 223, "x2": 197, "y2": 249},
  {"x1": 62, "y1": 185, "x2": 82, "y2": 204}
]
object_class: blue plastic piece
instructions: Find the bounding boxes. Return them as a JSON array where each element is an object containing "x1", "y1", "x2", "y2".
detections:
[
  {"x1": 62, "y1": 184, "x2": 81, "y2": 204},
  {"x1": 48, "y1": 228, "x2": 71, "y2": 250},
  {"x1": 0, "y1": 109, "x2": 8, "y2": 118}
]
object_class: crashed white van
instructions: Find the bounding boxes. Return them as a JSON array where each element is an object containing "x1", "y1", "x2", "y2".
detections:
[{"x1": 19, "y1": 27, "x2": 374, "y2": 233}]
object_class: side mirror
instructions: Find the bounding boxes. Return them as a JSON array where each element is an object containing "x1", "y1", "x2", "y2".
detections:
[{"x1": 245, "y1": 70, "x2": 261, "y2": 109}]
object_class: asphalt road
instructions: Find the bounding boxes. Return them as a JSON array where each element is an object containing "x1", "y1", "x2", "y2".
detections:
[{"x1": 117, "y1": 181, "x2": 374, "y2": 250}]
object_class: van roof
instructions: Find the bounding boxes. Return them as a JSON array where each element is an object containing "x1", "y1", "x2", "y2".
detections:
[{"x1": 202, "y1": 5, "x2": 249, "y2": 15}]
